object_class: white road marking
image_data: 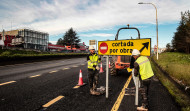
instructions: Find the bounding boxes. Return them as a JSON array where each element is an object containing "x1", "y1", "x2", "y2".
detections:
[
  {"x1": 49, "y1": 70, "x2": 58, "y2": 73},
  {"x1": 0, "y1": 81, "x2": 16, "y2": 86},
  {"x1": 73, "y1": 86, "x2": 80, "y2": 89},
  {"x1": 29, "y1": 75, "x2": 41, "y2": 78},
  {"x1": 62, "y1": 68, "x2": 70, "y2": 70}
]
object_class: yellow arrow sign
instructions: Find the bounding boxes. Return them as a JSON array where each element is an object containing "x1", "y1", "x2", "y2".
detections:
[{"x1": 98, "y1": 38, "x2": 151, "y2": 56}]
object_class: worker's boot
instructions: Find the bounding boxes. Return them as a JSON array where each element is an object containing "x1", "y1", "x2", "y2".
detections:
[
  {"x1": 93, "y1": 83, "x2": 97, "y2": 91},
  {"x1": 137, "y1": 107, "x2": 148, "y2": 111},
  {"x1": 90, "y1": 88, "x2": 100, "y2": 95},
  {"x1": 137, "y1": 103, "x2": 148, "y2": 111}
]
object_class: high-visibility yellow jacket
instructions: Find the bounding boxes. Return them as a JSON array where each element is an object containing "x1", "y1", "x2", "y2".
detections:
[
  {"x1": 135, "y1": 56, "x2": 154, "y2": 80},
  {"x1": 87, "y1": 53, "x2": 101, "y2": 70}
]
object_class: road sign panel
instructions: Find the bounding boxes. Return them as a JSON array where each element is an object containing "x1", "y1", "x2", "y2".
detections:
[
  {"x1": 99, "y1": 42, "x2": 108, "y2": 54},
  {"x1": 89, "y1": 40, "x2": 96, "y2": 45},
  {"x1": 98, "y1": 38, "x2": 151, "y2": 56}
]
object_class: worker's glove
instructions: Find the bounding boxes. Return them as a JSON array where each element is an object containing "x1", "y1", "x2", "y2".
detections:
[
  {"x1": 96, "y1": 66, "x2": 100, "y2": 70},
  {"x1": 93, "y1": 65, "x2": 96, "y2": 68}
]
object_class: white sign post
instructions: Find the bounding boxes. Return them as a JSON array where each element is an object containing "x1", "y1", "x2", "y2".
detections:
[
  {"x1": 132, "y1": 69, "x2": 140, "y2": 105},
  {"x1": 106, "y1": 56, "x2": 109, "y2": 98}
]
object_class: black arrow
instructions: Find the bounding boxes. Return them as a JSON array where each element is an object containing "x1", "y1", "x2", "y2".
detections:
[{"x1": 139, "y1": 42, "x2": 149, "y2": 52}]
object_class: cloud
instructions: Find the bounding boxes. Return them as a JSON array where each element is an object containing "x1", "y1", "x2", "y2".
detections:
[
  {"x1": 80, "y1": 33, "x2": 114, "y2": 37},
  {"x1": 49, "y1": 41, "x2": 57, "y2": 44},
  {"x1": 0, "y1": 0, "x2": 189, "y2": 36}
]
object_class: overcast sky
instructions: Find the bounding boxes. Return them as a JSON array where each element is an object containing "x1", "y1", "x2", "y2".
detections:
[{"x1": 0, "y1": 0, "x2": 189, "y2": 48}]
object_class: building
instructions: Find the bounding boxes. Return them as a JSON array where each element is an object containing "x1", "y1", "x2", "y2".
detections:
[
  {"x1": 48, "y1": 44, "x2": 66, "y2": 52},
  {"x1": 0, "y1": 29, "x2": 49, "y2": 51}
]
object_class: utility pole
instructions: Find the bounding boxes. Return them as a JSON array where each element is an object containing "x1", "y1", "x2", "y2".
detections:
[
  {"x1": 2, "y1": 29, "x2": 5, "y2": 49},
  {"x1": 138, "y1": 2, "x2": 159, "y2": 60}
]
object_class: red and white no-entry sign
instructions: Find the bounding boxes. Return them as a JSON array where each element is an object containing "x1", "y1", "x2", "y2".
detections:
[{"x1": 99, "y1": 42, "x2": 108, "y2": 54}]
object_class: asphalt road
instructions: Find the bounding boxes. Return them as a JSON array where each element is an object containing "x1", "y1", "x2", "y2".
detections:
[{"x1": 0, "y1": 57, "x2": 179, "y2": 111}]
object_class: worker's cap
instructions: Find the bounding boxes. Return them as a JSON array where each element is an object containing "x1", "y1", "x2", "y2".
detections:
[
  {"x1": 89, "y1": 45, "x2": 95, "y2": 50},
  {"x1": 131, "y1": 49, "x2": 140, "y2": 56}
]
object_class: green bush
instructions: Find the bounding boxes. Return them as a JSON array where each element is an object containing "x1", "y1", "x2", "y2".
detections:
[{"x1": 1, "y1": 51, "x2": 11, "y2": 56}]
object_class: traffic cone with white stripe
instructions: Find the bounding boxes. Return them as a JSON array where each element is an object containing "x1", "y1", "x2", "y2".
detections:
[
  {"x1": 109, "y1": 61, "x2": 111, "y2": 68},
  {"x1": 77, "y1": 69, "x2": 86, "y2": 86},
  {"x1": 99, "y1": 62, "x2": 104, "y2": 73}
]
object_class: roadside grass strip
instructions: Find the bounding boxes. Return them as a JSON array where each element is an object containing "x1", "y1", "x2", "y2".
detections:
[
  {"x1": 73, "y1": 85, "x2": 80, "y2": 89},
  {"x1": 151, "y1": 61, "x2": 190, "y2": 111},
  {"x1": 49, "y1": 70, "x2": 58, "y2": 73},
  {"x1": 111, "y1": 75, "x2": 132, "y2": 111},
  {"x1": 43, "y1": 95, "x2": 64, "y2": 108},
  {"x1": 62, "y1": 68, "x2": 70, "y2": 70},
  {"x1": 29, "y1": 74, "x2": 41, "y2": 78},
  {"x1": 0, "y1": 81, "x2": 16, "y2": 86}
]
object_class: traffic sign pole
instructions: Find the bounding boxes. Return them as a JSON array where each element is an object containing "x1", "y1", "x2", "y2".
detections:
[
  {"x1": 106, "y1": 56, "x2": 109, "y2": 98},
  {"x1": 96, "y1": 40, "x2": 97, "y2": 52}
]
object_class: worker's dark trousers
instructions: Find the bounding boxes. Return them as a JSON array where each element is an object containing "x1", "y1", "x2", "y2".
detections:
[
  {"x1": 140, "y1": 77, "x2": 152, "y2": 108},
  {"x1": 88, "y1": 69, "x2": 99, "y2": 90}
]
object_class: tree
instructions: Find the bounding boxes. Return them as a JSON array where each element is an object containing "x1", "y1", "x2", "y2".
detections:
[
  {"x1": 166, "y1": 43, "x2": 171, "y2": 52},
  {"x1": 56, "y1": 38, "x2": 63, "y2": 45},
  {"x1": 57, "y1": 28, "x2": 81, "y2": 49},
  {"x1": 172, "y1": 10, "x2": 190, "y2": 53}
]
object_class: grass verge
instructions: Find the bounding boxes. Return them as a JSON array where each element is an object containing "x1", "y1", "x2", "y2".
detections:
[
  {"x1": 152, "y1": 52, "x2": 190, "y2": 86},
  {"x1": 151, "y1": 60, "x2": 190, "y2": 111}
]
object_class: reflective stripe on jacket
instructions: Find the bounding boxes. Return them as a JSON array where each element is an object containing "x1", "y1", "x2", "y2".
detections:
[
  {"x1": 87, "y1": 53, "x2": 100, "y2": 70},
  {"x1": 135, "y1": 56, "x2": 154, "y2": 80}
]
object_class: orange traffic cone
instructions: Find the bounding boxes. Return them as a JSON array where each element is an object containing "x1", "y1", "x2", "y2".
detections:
[
  {"x1": 99, "y1": 62, "x2": 104, "y2": 73},
  {"x1": 109, "y1": 61, "x2": 111, "y2": 68},
  {"x1": 77, "y1": 69, "x2": 86, "y2": 86}
]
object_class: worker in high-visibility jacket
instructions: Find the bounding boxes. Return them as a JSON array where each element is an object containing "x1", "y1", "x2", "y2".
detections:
[
  {"x1": 132, "y1": 49, "x2": 154, "y2": 111},
  {"x1": 87, "y1": 46, "x2": 101, "y2": 95}
]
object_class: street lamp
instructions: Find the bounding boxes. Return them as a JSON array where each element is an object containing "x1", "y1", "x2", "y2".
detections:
[{"x1": 138, "y1": 2, "x2": 159, "y2": 60}]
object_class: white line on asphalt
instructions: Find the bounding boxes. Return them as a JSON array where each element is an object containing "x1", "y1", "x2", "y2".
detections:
[
  {"x1": 43, "y1": 95, "x2": 64, "y2": 108},
  {"x1": 29, "y1": 75, "x2": 41, "y2": 78},
  {"x1": 62, "y1": 68, "x2": 70, "y2": 70},
  {"x1": 0, "y1": 81, "x2": 16, "y2": 86},
  {"x1": 49, "y1": 70, "x2": 58, "y2": 73},
  {"x1": 73, "y1": 85, "x2": 80, "y2": 89},
  {"x1": 72, "y1": 66, "x2": 78, "y2": 67}
]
